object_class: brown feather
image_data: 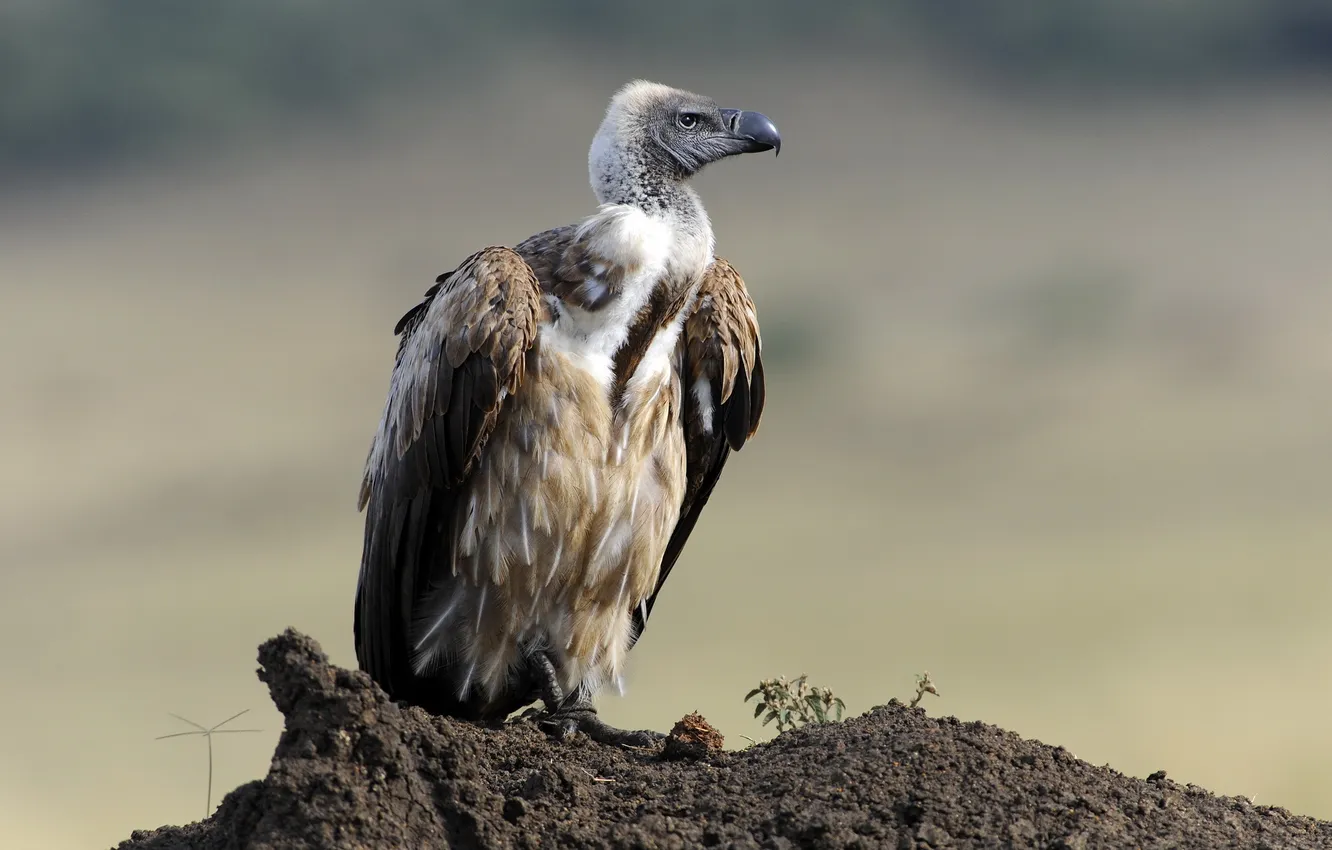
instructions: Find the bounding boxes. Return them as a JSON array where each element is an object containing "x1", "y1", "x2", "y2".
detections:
[
  {"x1": 632, "y1": 257, "x2": 765, "y2": 641},
  {"x1": 610, "y1": 284, "x2": 692, "y2": 410},
  {"x1": 355, "y1": 246, "x2": 545, "y2": 717}
]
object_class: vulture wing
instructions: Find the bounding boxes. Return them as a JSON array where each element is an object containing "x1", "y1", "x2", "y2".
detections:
[
  {"x1": 632, "y1": 258, "x2": 766, "y2": 643},
  {"x1": 354, "y1": 247, "x2": 544, "y2": 714}
]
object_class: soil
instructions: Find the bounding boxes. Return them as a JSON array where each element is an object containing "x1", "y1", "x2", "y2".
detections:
[{"x1": 116, "y1": 630, "x2": 1332, "y2": 849}]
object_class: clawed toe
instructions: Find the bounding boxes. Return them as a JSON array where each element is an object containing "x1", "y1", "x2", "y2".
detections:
[
  {"x1": 525, "y1": 652, "x2": 662, "y2": 748},
  {"x1": 537, "y1": 707, "x2": 663, "y2": 748},
  {"x1": 537, "y1": 712, "x2": 580, "y2": 741},
  {"x1": 588, "y1": 723, "x2": 664, "y2": 749}
]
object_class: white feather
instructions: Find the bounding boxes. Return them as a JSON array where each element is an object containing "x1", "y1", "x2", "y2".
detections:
[
  {"x1": 537, "y1": 204, "x2": 675, "y2": 388},
  {"x1": 692, "y1": 376, "x2": 715, "y2": 435},
  {"x1": 518, "y1": 501, "x2": 533, "y2": 566},
  {"x1": 456, "y1": 659, "x2": 477, "y2": 701}
]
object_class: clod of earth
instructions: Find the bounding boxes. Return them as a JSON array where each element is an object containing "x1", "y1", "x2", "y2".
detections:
[
  {"x1": 661, "y1": 711, "x2": 725, "y2": 761},
  {"x1": 118, "y1": 630, "x2": 1332, "y2": 849}
]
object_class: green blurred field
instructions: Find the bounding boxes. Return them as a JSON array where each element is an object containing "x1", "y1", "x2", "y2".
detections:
[{"x1": 3, "y1": 61, "x2": 1332, "y2": 847}]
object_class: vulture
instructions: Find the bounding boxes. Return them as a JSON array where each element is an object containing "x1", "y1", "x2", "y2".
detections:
[{"x1": 354, "y1": 80, "x2": 780, "y2": 746}]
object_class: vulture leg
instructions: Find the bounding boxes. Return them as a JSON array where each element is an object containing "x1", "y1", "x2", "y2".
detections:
[
  {"x1": 528, "y1": 652, "x2": 664, "y2": 747},
  {"x1": 530, "y1": 650, "x2": 566, "y2": 709}
]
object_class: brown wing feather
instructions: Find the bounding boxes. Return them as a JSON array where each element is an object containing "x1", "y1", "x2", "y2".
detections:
[
  {"x1": 631, "y1": 258, "x2": 765, "y2": 643},
  {"x1": 354, "y1": 247, "x2": 545, "y2": 714}
]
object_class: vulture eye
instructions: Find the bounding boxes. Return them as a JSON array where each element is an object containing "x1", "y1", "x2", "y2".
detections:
[{"x1": 677, "y1": 112, "x2": 699, "y2": 130}]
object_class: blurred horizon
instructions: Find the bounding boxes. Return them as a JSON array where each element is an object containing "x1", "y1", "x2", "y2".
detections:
[
  {"x1": 8, "y1": 0, "x2": 1332, "y2": 181},
  {"x1": 4, "y1": 4, "x2": 1332, "y2": 847}
]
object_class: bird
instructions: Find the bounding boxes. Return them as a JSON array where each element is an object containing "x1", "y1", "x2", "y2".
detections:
[{"x1": 353, "y1": 80, "x2": 779, "y2": 746}]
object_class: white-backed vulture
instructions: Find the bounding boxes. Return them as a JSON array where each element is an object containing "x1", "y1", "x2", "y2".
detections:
[{"x1": 355, "y1": 80, "x2": 779, "y2": 745}]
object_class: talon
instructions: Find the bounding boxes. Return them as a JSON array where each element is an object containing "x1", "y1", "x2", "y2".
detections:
[
  {"x1": 538, "y1": 714, "x2": 580, "y2": 742},
  {"x1": 539, "y1": 705, "x2": 663, "y2": 748},
  {"x1": 526, "y1": 651, "x2": 663, "y2": 747}
]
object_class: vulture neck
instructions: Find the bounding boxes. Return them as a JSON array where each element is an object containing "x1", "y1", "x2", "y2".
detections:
[
  {"x1": 554, "y1": 140, "x2": 714, "y2": 405},
  {"x1": 590, "y1": 147, "x2": 715, "y2": 288},
  {"x1": 590, "y1": 138, "x2": 706, "y2": 230}
]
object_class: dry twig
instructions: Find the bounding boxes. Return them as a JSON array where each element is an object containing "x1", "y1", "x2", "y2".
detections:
[{"x1": 156, "y1": 709, "x2": 262, "y2": 816}]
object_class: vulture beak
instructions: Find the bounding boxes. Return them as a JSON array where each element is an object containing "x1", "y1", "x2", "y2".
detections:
[{"x1": 719, "y1": 108, "x2": 782, "y2": 156}]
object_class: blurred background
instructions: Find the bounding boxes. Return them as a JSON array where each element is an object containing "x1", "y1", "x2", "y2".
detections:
[{"x1": 4, "y1": 1, "x2": 1332, "y2": 845}]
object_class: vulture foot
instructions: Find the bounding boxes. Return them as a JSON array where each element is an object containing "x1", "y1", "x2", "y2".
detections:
[
  {"x1": 529, "y1": 651, "x2": 663, "y2": 748},
  {"x1": 538, "y1": 704, "x2": 664, "y2": 748}
]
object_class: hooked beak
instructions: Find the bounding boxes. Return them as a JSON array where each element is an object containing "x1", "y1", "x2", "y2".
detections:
[{"x1": 719, "y1": 108, "x2": 781, "y2": 156}]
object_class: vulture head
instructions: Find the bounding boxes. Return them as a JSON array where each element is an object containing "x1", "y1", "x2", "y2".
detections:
[{"x1": 589, "y1": 80, "x2": 781, "y2": 204}]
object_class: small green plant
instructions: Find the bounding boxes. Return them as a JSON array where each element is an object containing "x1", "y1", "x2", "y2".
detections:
[
  {"x1": 745, "y1": 674, "x2": 845, "y2": 733},
  {"x1": 156, "y1": 709, "x2": 262, "y2": 817}
]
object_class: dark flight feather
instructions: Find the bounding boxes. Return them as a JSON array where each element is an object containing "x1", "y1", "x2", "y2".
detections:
[{"x1": 355, "y1": 247, "x2": 544, "y2": 717}]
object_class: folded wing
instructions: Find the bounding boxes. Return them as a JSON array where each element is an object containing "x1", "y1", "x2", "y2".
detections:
[
  {"x1": 354, "y1": 247, "x2": 545, "y2": 711},
  {"x1": 632, "y1": 258, "x2": 766, "y2": 641}
]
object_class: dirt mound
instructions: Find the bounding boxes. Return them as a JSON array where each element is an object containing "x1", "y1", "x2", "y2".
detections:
[{"x1": 117, "y1": 630, "x2": 1331, "y2": 849}]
